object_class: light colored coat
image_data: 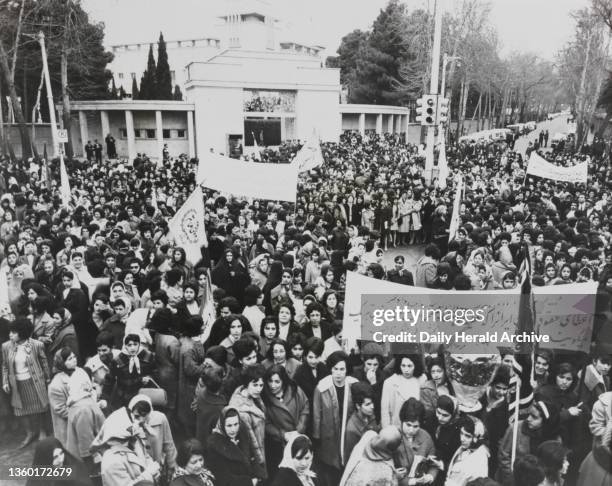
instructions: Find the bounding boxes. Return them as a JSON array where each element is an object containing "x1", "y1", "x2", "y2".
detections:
[
  {"x1": 590, "y1": 391, "x2": 612, "y2": 445},
  {"x1": 446, "y1": 445, "x2": 489, "y2": 486},
  {"x1": 66, "y1": 397, "x2": 105, "y2": 459},
  {"x1": 48, "y1": 372, "x2": 70, "y2": 445},
  {"x1": 312, "y1": 374, "x2": 359, "y2": 469},
  {"x1": 101, "y1": 444, "x2": 154, "y2": 486},
  {"x1": 381, "y1": 374, "x2": 421, "y2": 428}
]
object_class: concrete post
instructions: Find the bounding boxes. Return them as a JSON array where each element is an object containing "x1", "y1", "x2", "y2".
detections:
[
  {"x1": 125, "y1": 110, "x2": 136, "y2": 161},
  {"x1": 78, "y1": 111, "x2": 88, "y2": 156},
  {"x1": 187, "y1": 110, "x2": 196, "y2": 158},
  {"x1": 155, "y1": 110, "x2": 164, "y2": 160}
]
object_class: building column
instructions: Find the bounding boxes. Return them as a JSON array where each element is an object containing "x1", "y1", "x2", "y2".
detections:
[
  {"x1": 376, "y1": 114, "x2": 383, "y2": 134},
  {"x1": 387, "y1": 115, "x2": 395, "y2": 134},
  {"x1": 358, "y1": 113, "x2": 365, "y2": 136},
  {"x1": 100, "y1": 110, "x2": 110, "y2": 139},
  {"x1": 125, "y1": 110, "x2": 136, "y2": 161},
  {"x1": 78, "y1": 111, "x2": 88, "y2": 156},
  {"x1": 155, "y1": 110, "x2": 164, "y2": 160},
  {"x1": 395, "y1": 115, "x2": 402, "y2": 134},
  {"x1": 187, "y1": 110, "x2": 196, "y2": 158}
]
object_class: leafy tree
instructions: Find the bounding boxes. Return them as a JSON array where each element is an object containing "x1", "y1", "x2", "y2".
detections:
[
  {"x1": 173, "y1": 84, "x2": 183, "y2": 101},
  {"x1": 155, "y1": 32, "x2": 172, "y2": 100},
  {"x1": 131, "y1": 76, "x2": 139, "y2": 100},
  {"x1": 0, "y1": 0, "x2": 114, "y2": 157},
  {"x1": 139, "y1": 44, "x2": 157, "y2": 100},
  {"x1": 333, "y1": 29, "x2": 369, "y2": 99},
  {"x1": 352, "y1": 0, "x2": 410, "y2": 105}
]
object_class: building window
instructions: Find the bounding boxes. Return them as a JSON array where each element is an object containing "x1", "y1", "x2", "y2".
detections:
[
  {"x1": 120, "y1": 128, "x2": 127, "y2": 138},
  {"x1": 118, "y1": 73, "x2": 124, "y2": 79},
  {"x1": 134, "y1": 129, "x2": 143, "y2": 138},
  {"x1": 146, "y1": 129, "x2": 156, "y2": 139},
  {"x1": 163, "y1": 129, "x2": 171, "y2": 139},
  {"x1": 177, "y1": 129, "x2": 186, "y2": 139}
]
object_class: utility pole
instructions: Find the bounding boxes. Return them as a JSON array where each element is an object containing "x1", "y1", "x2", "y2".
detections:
[
  {"x1": 38, "y1": 31, "x2": 60, "y2": 157},
  {"x1": 424, "y1": 0, "x2": 444, "y2": 184}
]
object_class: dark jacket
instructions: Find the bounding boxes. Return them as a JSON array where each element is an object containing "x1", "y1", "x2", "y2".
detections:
[
  {"x1": 196, "y1": 389, "x2": 228, "y2": 448},
  {"x1": 206, "y1": 430, "x2": 255, "y2": 486},
  {"x1": 102, "y1": 349, "x2": 156, "y2": 409},
  {"x1": 271, "y1": 467, "x2": 319, "y2": 486}
]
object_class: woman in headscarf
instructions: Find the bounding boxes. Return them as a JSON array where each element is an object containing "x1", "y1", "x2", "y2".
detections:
[
  {"x1": 56, "y1": 270, "x2": 92, "y2": 364},
  {"x1": 47, "y1": 308, "x2": 78, "y2": 364},
  {"x1": 8, "y1": 264, "x2": 34, "y2": 315},
  {"x1": 47, "y1": 347, "x2": 78, "y2": 446},
  {"x1": 27, "y1": 437, "x2": 93, "y2": 486},
  {"x1": 271, "y1": 434, "x2": 318, "y2": 486},
  {"x1": 92, "y1": 394, "x2": 177, "y2": 477},
  {"x1": 97, "y1": 406, "x2": 161, "y2": 486},
  {"x1": 340, "y1": 426, "x2": 403, "y2": 486},
  {"x1": 212, "y1": 248, "x2": 251, "y2": 304},
  {"x1": 102, "y1": 333, "x2": 156, "y2": 409},
  {"x1": 206, "y1": 407, "x2": 259, "y2": 486},
  {"x1": 170, "y1": 438, "x2": 215, "y2": 486}
]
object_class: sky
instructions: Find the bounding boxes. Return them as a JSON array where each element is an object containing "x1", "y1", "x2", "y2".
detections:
[{"x1": 81, "y1": 0, "x2": 590, "y2": 61}]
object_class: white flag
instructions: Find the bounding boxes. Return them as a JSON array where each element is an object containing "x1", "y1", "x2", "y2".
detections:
[
  {"x1": 168, "y1": 186, "x2": 208, "y2": 265},
  {"x1": 437, "y1": 133, "x2": 449, "y2": 189},
  {"x1": 448, "y1": 175, "x2": 463, "y2": 243},
  {"x1": 200, "y1": 269, "x2": 216, "y2": 342},
  {"x1": 60, "y1": 153, "x2": 71, "y2": 207},
  {"x1": 292, "y1": 130, "x2": 324, "y2": 172}
]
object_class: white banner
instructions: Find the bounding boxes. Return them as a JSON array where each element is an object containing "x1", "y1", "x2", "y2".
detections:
[
  {"x1": 526, "y1": 151, "x2": 588, "y2": 183},
  {"x1": 197, "y1": 151, "x2": 299, "y2": 203},
  {"x1": 343, "y1": 272, "x2": 596, "y2": 354},
  {"x1": 168, "y1": 186, "x2": 208, "y2": 265}
]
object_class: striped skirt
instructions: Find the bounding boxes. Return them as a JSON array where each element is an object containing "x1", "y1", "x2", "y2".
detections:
[{"x1": 14, "y1": 379, "x2": 48, "y2": 416}]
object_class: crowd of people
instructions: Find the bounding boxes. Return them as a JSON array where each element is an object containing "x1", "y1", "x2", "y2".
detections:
[{"x1": 0, "y1": 128, "x2": 610, "y2": 486}]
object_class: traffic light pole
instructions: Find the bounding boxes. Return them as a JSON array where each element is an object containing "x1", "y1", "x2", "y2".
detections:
[{"x1": 424, "y1": 0, "x2": 443, "y2": 184}]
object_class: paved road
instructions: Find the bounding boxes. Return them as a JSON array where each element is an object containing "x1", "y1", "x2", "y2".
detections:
[{"x1": 513, "y1": 116, "x2": 573, "y2": 156}]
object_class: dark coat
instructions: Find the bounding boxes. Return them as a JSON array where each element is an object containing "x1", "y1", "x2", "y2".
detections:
[
  {"x1": 301, "y1": 320, "x2": 333, "y2": 342},
  {"x1": 153, "y1": 332, "x2": 180, "y2": 411},
  {"x1": 102, "y1": 349, "x2": 156, "y2": 409},
  {"x1": 386, "y1": 269, "x2": 414, "y2": 286},
  {"x1": 178, "y1": 337, "x2": 207, "y2": 429},
  {"x1": 196, "y1": 389, "x2": 228, "y2": 448},
  {"x1": 294, "y1": 362, "x2": 329, "y2": 404},
  {"x1": 206, "y1": 430, "x2": 255, "y2": 486},
  {"x1": 271, "y1": 467, "x2": 319, "y2": 486}
]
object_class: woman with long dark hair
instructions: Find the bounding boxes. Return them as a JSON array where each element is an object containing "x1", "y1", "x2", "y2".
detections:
[
  {"x1": 27, "y1": 437, "x2": 93, "y2": 486},
  {"x1": 262, "y1": 364, "x2": 310, "y2": 475}
]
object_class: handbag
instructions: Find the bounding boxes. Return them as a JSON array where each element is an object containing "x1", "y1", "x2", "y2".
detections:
[
  {"x1": 138, "y1": 378, "x2": 168, "y2": 408},
  {"x1": 397, "y1": 216, "x2": 403, "y2": 225}
]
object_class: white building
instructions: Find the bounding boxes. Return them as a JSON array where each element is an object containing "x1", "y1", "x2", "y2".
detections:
[{"x1": 109, "y1": 0, "x2": 324, "y2": 97}]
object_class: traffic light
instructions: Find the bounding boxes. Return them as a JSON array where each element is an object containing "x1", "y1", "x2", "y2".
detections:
[
  {"x1": 437, "y1": 97, "x2": 450, "y2": 124},
  {"x1": 415, "y1": 95, "x2": 437, "y2": 126}
]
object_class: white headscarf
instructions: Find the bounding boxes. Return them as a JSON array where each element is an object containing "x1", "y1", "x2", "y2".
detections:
[
  {"x1": 122, "y1": 335, "x2": 141, "y2": 373},
  {"x1": 278, "y1": 433, "x2": 316, "y2": 486}
]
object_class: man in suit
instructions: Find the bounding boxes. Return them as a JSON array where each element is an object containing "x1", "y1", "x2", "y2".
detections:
[
  {"x1": 386, "y1": 255, "x2": 414, "y2": 286},
  {"x1": 19, "y1": 240, "x2": 40, "y2": 270},
  {"x1": 93, "y1": 139, "x2": 103, "y2": 163},
  {"x1": 85, "y1": 140, "x2": 94, "y2": 161}
]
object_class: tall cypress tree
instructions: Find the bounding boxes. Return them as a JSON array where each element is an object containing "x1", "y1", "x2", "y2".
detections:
[
  {"x1": 140, "y1": 44, "x2": 157, "y2": 99},
  {"x1": 110, "y1": 77, "x2": 118, "y2": 99},
  {"x1": 173, "y1": 85, "x2": 183, "y2": 101},
  {"x1": 155, "y1": 32, "x2": 172, "y2": 100},
  {"x1": 131, "y1": 76, "x2": 139, "y2": 100}
]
